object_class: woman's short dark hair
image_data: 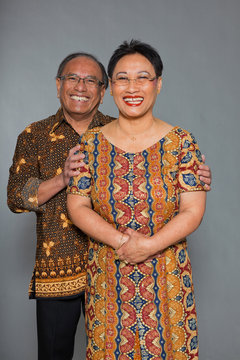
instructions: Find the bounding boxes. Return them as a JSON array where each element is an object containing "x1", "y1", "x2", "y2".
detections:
[
  {"x1": 56, "y1": 52, "x2": 108, "y2": 89},
  {"x1": 107, "y1": 40, "x2": 163, "y2": 79}
]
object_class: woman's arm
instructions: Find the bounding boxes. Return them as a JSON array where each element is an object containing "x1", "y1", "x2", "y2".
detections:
[
  {"x1": 67, "y1": 194, "x2": 129, "y2": 249},
  {"x1": 117, "y1": 190, "x2": 206, "y2": 264}
]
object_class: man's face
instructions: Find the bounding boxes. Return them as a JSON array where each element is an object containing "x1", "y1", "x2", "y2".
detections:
[{"x1": 56, "y1": 56, "x2": 105, "y2": 121}]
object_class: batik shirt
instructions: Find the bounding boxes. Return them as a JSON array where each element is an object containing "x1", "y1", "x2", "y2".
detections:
[{"x1": 7, "y1": 108, "x2": 112, "y2": 298}]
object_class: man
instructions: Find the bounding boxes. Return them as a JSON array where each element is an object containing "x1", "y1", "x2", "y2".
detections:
[{"x1": 7, "y1": 52, "x2": 211, "y2": 360}]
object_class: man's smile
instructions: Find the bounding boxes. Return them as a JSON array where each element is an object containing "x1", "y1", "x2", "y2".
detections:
[{"x1": 70, "y1": 95, "x2": 89, "y2": 102}]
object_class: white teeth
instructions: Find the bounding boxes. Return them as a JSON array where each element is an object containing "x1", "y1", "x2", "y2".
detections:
[
  {"x1": 71, "y1": 95, "x2": 88, "y2": 102},
  {"x1": 124, "y1": 97, "x2": 143, "y2": 104},
  {"x1": 124, "y1": 97, "x2": 143, "y2": 102}
]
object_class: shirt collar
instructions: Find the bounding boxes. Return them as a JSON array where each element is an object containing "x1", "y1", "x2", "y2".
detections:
[
  {"x1": 49, "y1": 107, "x2": 109, "y2": 134},
  {"x1": 49, "y1": 108, "x2": 66, "y2": 134}
]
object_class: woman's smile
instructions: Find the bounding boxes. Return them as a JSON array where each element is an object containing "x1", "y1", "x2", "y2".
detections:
[
  {"x1": 123, "y1": 96, "x2": 144, "y2": 106},
  {"x1": 110, "y1": 53, "x2": 161, "y2": 119}
]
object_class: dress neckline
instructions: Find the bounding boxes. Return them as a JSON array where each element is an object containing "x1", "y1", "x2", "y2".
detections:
[{"x1": 98, "y1": 126, "x2": 178, "y2": 155}]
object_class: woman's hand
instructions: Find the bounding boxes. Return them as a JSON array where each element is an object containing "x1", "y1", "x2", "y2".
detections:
[{"x1": 116, "y1": 228, "x2": 153, "y2": 264}]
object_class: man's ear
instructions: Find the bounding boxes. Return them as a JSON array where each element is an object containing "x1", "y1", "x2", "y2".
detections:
[
  {"x1": 56, "y1": 78, "x2": 61, "y2": 98},
  {"x1": 100, "y1": 86, "x2": 106, "y2": 104}
]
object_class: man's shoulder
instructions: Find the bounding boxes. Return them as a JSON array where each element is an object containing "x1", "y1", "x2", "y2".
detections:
[
  {"x1": 98, "y1": 111, "x2": 114, "y2": 123},
  {"x1": 26, "y1": 112, "x2": 59, "y2": 131},
  {"x1": 18, "y1": 110, "x2": 62, "y2": 138},
  {"x1": 89, "y1": 111, "x2": 114, "y2": 129}
]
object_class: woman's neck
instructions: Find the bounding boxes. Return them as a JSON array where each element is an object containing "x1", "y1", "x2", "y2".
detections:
[{"x1": 116, "y1": 115, "x2": 156, "y2": 140}]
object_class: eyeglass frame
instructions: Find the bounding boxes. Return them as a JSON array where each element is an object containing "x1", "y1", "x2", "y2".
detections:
[
  {"x1": 110, "y1": 75, "x2": 158, "y2": 87},
  {"x1": 58, "y1": 73, "x2": 104, "y2": 87}
]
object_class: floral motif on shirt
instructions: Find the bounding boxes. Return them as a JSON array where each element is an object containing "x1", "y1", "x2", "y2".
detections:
[
  {"x1": 56, "y1": 167, "x2": 62, "y2": 175},
  {"x1": 16, "y1": 158, "x2": 26, "y2": 173},
  {"x1": 60, "y1": 213, "x2": 72, "y2": 228},
  {"x1": 43, "y1": 240, "x2": 55, "y2": 257},
  {"x1": 49, "y1": 132, "x2": 65, "y2": 142}
]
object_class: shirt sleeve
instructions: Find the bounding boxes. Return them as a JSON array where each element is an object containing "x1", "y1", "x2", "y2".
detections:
[
  {"x1": 178, "y1": 131, "x2": 205, "y2": 192},
  {"x1": 67, "y1": 139, "x2": 92, "y2": 197},
  {"x1": 7, "y1": 127, "x2": 46, "y2": 213}
]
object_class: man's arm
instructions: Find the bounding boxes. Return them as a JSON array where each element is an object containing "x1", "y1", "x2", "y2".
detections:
[
  {"x1": 7, "y1": 129, "x2": 42, "y2": 213},
  {"x1": 7, "y1": 128, "x2": 84, "y2": 212},
  {"x1": 37, "y1": 145, "x2": 83, "y2": 206}
]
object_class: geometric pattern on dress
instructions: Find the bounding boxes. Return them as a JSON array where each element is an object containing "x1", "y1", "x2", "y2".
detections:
[{"x1": 68, "y1": 126, "x2": 204, "y2": 359}]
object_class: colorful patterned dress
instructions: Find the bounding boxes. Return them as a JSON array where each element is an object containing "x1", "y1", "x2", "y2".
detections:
[{"x1": 67, "y1": 126, "x2": 205, "y2": 360}]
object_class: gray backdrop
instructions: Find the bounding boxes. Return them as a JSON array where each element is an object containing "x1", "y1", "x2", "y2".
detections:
[{"x1": 1, "y1": 0, "x2": 239, "y2": 359}]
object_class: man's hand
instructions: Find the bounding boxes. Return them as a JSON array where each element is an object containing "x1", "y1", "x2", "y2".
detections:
[
  {"x1": 198, "y1": 154, "x2": 212, "y2": 191},
  {"x1": 62, "y1": 145, "x2": 85, "y2": 187}
]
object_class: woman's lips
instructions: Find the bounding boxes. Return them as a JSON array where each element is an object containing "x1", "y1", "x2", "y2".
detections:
[{"x1": 123, "y1": 96, "x2": 144, "y2": 106}]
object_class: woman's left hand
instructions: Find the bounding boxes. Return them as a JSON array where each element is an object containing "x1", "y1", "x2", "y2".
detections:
[{"x1": 116, "y1": 228, "x2": 154, "y2": 264}]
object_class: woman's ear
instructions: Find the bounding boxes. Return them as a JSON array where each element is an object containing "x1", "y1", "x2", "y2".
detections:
[
  {"x1": 157, "y1": 77, "x2": 162, "y2": 94},
  {"x1": 109, "y1": 79, "x2": 113, "y2": 95}
]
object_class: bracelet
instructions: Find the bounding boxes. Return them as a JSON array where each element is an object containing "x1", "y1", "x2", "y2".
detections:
[{"x1": 116, "y1": 233, "x2": 128, "y2": 251}]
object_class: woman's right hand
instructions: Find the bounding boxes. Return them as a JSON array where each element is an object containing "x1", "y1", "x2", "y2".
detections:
[{"x1": 117, "y1": 228, "x2": 153, "y2": 264}]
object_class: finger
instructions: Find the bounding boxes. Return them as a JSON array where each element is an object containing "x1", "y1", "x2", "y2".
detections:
[
  {"x1": 198, "y1": 164, "x2": 210, "y2": 171},
  {"x1": 66, "y1": 155, "x2": 85, "y2": 171},
  {"x1": 124, "y1": 228, "x2": 135, "y2": 235},
  {"x1": 68, "y1": 169, "x2": 80, "y2": 177},
  {"x1": 204, "y1": 184, "x2": 211, "y2": 191},
  {"x1": 68, "y1": 144, "x2": 81, "y2": 157},
  {"x1": 198, "y1": 169, "x2": 211, "y2": 177},
  {"x1": 201, "y1": 154, "x2": 206, "y2": 163},
  {"x1": 69, "y1": 152, "x2": 85, "y2": 163},
  {"x1": 199, "y1": 175, "x2": 211, "y2": 184}
]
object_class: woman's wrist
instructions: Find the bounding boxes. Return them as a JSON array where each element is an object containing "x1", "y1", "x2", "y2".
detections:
[
  {"x1": 145, "y1": 235, "x2": 159, "y2": 257},
  {"x1": 115, "y1": 233, "x2": 129, "y2": 250}
]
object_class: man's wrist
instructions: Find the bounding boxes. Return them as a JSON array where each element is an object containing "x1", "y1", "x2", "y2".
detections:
[{"x1": 56, "y1": 172, "x2": 67, "y2": 190}]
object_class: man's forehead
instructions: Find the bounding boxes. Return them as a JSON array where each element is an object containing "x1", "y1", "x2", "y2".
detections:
[{"x1": 62, "y1": 56, "x2": 102, "y2": 76}]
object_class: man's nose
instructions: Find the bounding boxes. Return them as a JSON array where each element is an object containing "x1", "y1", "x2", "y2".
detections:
[{"x1": 74, "y1": 78, "x2": 87, "y2": 90}]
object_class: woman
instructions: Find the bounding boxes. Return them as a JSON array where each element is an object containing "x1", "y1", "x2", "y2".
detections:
[{"x1": 67, "y1": 40, "x2": 206, "y2": 360}]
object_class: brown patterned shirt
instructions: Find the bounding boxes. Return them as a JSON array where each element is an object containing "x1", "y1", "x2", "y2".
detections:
[{"x1": 7, "y1": 108, "x2": 113, "y2": 299}]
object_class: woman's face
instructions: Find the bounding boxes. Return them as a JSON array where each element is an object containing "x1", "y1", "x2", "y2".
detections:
[{"x1": 110, "y1": 53, "x2": 162, "y2": 120}]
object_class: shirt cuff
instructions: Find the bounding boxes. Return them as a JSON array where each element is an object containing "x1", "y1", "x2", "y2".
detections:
[{"x1": 22, "y1": 178, "x2": 46, "y2": 212}]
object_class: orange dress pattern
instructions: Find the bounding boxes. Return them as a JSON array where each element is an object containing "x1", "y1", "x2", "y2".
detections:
[{"x1": 68, "y1": 126, "x2": 205, "y2": 359}]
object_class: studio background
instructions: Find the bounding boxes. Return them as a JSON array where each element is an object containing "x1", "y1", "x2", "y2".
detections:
[{"x1": 1, "y1": 0, "x2": 239, "y2": 359}]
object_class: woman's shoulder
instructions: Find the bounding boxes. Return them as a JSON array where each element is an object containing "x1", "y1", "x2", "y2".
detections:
[
  {"x1": 86, "y1": 126, "x2": 102, "y2": 135},
  {"x1": 81, "y1": 126, "x2": 102, "y2": 141},
  {"x1": 171, "y1": 126, "x2": 199, "y2": 142}
]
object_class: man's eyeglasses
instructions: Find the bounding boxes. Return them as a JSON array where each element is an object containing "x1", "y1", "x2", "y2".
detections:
[
  {"x1": 58, "y1": 74, "x2": 104, "y2": 87},
  {"x1": 111, "y1": 75, "x2": 157, "y2": 87}
]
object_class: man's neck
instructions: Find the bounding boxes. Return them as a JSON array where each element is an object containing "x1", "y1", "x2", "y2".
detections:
[{"x1": 63, "y1": 110, "x2": 96, "y2": 135}]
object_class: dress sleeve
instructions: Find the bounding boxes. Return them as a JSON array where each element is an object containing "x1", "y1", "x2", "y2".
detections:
[
  {"x1": 178, "y1": 131, "x2": 205, "y2": 192},
  {"x1": 7, "y1": 127, "x2": 46, "y2": 213},
  {"x1": 67, "y1": 139, "x2": 92, "y2": 197}
]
